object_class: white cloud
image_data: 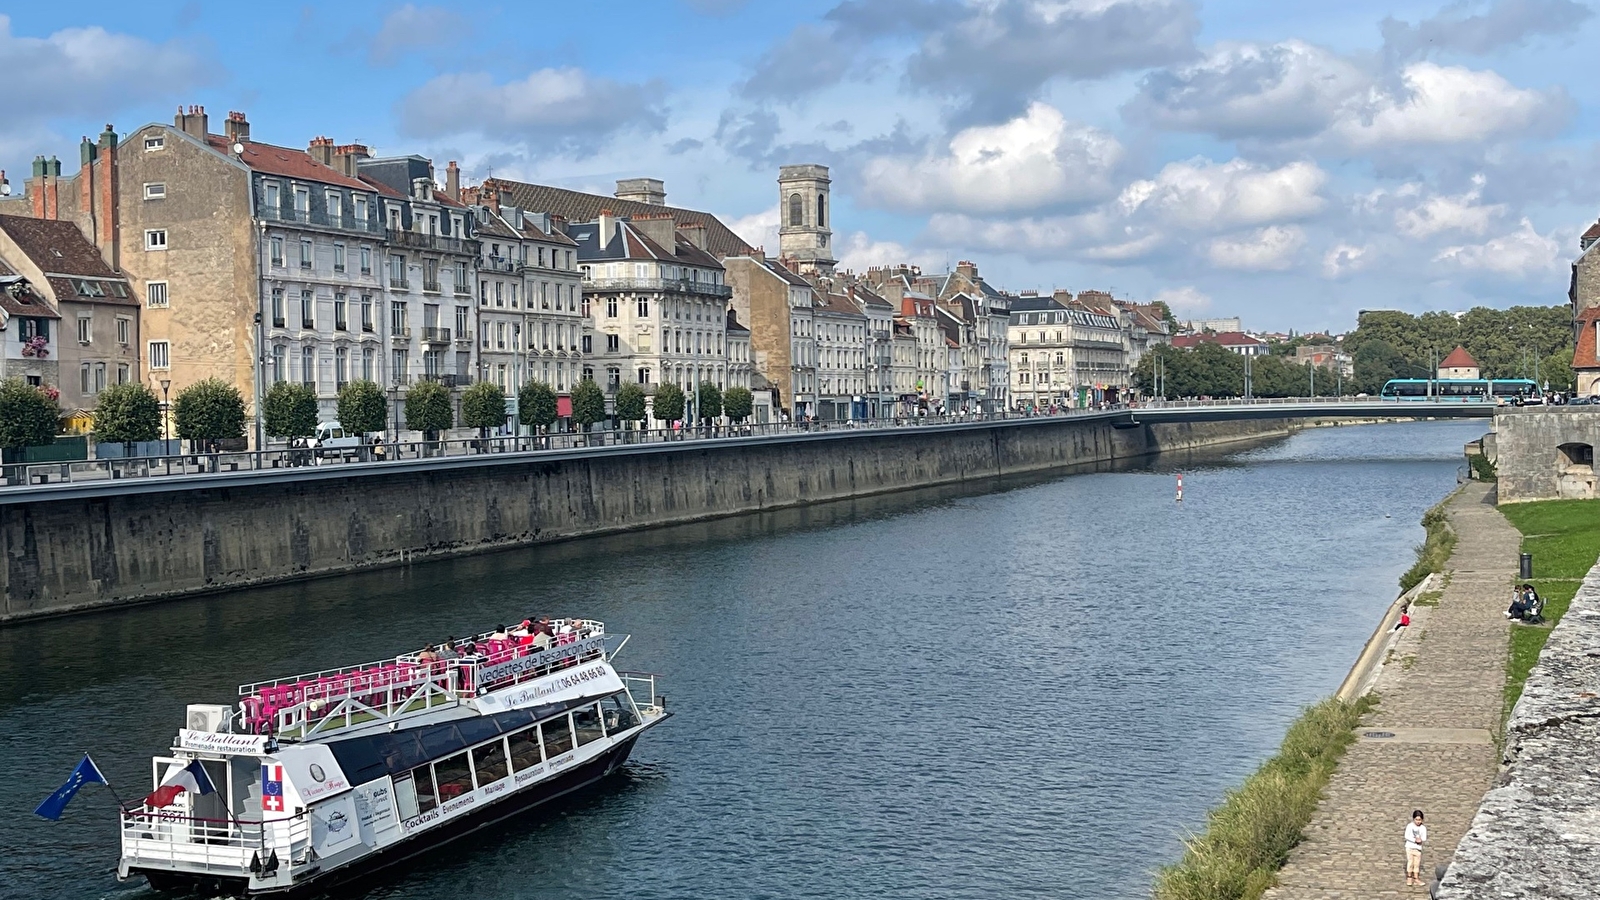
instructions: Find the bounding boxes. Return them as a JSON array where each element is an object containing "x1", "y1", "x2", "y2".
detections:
[
  {"x1": 1329, "y1": 62, "x2": 1564, "y2": 150},
  {"x1": 726, "y1": 204, "x2": 779, "y2": 255},
  {"x1": 1127, "y1": 40, "x2": 1366, "y2": 139},
  {"x1": 1393, "y1": 177, "x2": 1506, "y2": 239},
  {"x1": 1322, "y1": 243, "x2": 1374, "y2": 279},
  {"x1": 1121, "y1": 158, "x2": 1327, "y2": 230},
  {"x1": 836, "y1": 231, "x2": 945, "y2": 273},
  {"x1": 1151, "y1": 286, "x2": 1212, "y2": 313},
  {"x1": 860, "y1": 103, "x2": 1123, "y2": 214},
  {"x1": 396, "y1": 67, "x2": 665, "y2": 154},
  {"x1": 0, "y1": 15, "x2": 215, "y2": 122},
  {"x1": 1434, "y1": 217, "x2": 1563, "y2": 278},
  {"x1": 368, "y1": 5, "x2": 470, "y2": 65},
  {"x1": 1206, "y1": 225, "x2": 1306, "y2": 270}
]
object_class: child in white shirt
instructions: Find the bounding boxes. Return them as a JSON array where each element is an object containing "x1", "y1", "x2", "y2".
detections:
[{"x1": 1405, "y1": 810, "x2": 1428, "y2": 885}]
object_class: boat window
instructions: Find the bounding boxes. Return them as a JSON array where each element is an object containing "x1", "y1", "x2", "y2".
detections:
[
  {"x1": 600, "y1": 691, "x2": 641, "y2": 734},
  {"x1": 413, "y1": 766, "x2": 438, "y2": 814},
  {"x1": 434, "y1": 752, "x2": 473, "y2": 801},
  {"x1": 572, "y1": 704, "x2": 604, "y2": 747},
  {"x1": 420, "y1": 725, "x2": 464, "y2": 758},
  {"x1": 507, "y1": 726, "x2": 543, "y2": 771},
  {"x1": 393, "y1": 773, "x2": 420, "y2": 820},
  {"x1": 542, "y1": 717, "x2": 574, "y2": 758},
  {"x1": 472, "y1": 739, "x2": 510, "y2": 786},
  {"x1": 455, "y1": 716, "x2": 502, "y2": 747}
]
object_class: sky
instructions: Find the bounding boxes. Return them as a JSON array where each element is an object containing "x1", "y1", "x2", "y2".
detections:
[{"x1": 2, "y1": 0, "x2": 1597, "y2": 332}]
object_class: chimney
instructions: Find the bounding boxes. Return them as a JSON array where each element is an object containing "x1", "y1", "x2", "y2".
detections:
[
  {"x1": 677, "y1": 221, "x2": 708, "y2": 251},
  {"x1": 174, "y1": 105, "x2": 209, "y2": 141},
  {"x1": 308, "y1": 136, "x2": 335, "y2": 167},
  {"x1": 96, "y1": 125, "x2": 120, "y2": 271},
  {"x1": 549, "y1": 213, "x2": 569, "y2": 236},
  {"x1": 225, "y1": 111, "x2": 250, "y2": 144},
  {"x1": 632, "y1": 212, "x2": 677, "y2": 251},
  {"x1": 597, "y1": 210, "x2": 617, "y2": 248},
  {"x1": 332, "y1": 144, "x2": 370, "y2": 177},
  {"x1": 445, "y1": 161, "x2": 460, "y2": 202},
  {"x1": 0, "y1": 170, "x2": 8, "y2": 199},
  {"x1": 615, "y1": 177, "x2": 666, "y2": 206}
]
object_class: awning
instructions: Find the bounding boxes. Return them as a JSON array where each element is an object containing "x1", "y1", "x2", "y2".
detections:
[{"x1": 557, "y1": 396, "x2": 573, "y2": 417}]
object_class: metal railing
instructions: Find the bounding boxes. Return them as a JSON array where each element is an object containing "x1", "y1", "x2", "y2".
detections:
[
  {"x1": 0, "y1": 397, "x2": 1492, "y2": 492},
  {"x1": 583, "y1": 277, "x2": 732, "y2": 298},
  {"x1": 386, "y1": 229, "x2": 480, "y2": 256},
  {"x1": 258, "y1": 205, "x2": 384, "y2": 235},
  {"x1": 421, "y1": 326, "x2": 451, "y2": 343}
]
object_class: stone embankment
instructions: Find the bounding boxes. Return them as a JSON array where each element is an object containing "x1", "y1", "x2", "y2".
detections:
[
  {"x1": 1264, "y1": 482, "x2": 1515, "y2": 900},
  {"x1": 1436, "y1": 562, "x2": 1600, "y2": 898},
  {"x1": 1, "y1": 416, "x2": 1290, "y2": 621}
]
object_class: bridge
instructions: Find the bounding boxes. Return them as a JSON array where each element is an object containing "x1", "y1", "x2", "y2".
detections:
[{"x1": 0, "y1": 397, "x2": 1497, "y2": 505}]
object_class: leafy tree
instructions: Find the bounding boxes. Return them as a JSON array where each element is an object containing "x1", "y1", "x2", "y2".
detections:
[
  {"x1": 1345, "y1": 305, "x2": 1574, "y2": 382},
  {"x1": 570, "y1": 378, "x2": 606, "y2": 431},
  {"x1": 519, "y1": 381, "x2": 558, "y2": 432},
  {"x1": 404, "y1": 380, "x2": 453, "y2": 438},
  {"x1": 93, "y1": 383, "x2": 160, "y2": 449},
  {"x1": 697, "y1": 382, "x2": 723, "y2": 422},
  {"x1": 1353, "y1": 339, "x2": 1406, "y2": 395},
  {"x1": 461, "y1": 381, "x2": 508, "y2": 439},
  {"x1": 614, "y1": 383, "x2": 647, "y2": 425},
  {"x1": 723, "y1": 386, "x2": 754, "y2": 422},
  {"x1": 337, "y1": 379, "x2": 387, "y2": 435},
  {"x1": 652, "y1": 382, "x2": 685, "y2": 426},
  {"x1": 0, "y1": 378, "x2": 59, "y2": 449},
  {"x1": 262, "y1": 381, "x2": 318, "y2": 439},
  {"x1": 1542, "y1": 347, "x2": 1575, "y2": 391},
  {"x1": 174, "y1": 378, "x2": 245, "y2": 446}
]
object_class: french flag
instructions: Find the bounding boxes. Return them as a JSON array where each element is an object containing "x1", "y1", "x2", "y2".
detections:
[{"x1": 144, "y1": 760, "x2": 217, "y2": 809}]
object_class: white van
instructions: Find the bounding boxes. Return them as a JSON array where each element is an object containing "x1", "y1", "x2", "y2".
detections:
[{"x1": 310, "y1": 422, "x2": 365, "y2": 459}]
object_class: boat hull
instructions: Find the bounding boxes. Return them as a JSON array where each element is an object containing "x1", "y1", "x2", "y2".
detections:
[{"x1": 131, "y1": 734, "x2": 641, "y2": 898}]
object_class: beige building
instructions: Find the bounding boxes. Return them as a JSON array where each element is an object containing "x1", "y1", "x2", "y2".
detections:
[
  {"x1": 813, "y1": 289, "x2": 867, "y2": 419},
  {"x1": 0, "y1": 215, "x2": 138, "y2": 411},
  {"x1": 725, "y1": 256, "x2": 818, "y2": 419}
]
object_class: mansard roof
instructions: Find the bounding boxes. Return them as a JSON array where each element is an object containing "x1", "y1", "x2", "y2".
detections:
[{"x1": 483, "y1": 179, "x2": 753, "y2": 259}]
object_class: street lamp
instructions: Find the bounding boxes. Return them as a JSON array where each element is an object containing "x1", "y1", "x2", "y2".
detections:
[{"x1": 160, "y1": 378, "x2": 172, "y2": 444}]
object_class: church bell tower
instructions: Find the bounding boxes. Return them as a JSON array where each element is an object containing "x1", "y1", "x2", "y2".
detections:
[{"x1": 777, "y1": 164, "x2": 835, "y2": 275}]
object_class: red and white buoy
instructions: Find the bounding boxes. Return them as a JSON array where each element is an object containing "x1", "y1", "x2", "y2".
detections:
[{"x1": 1176, "y1": 473, "x2": 1184, "y2": 503}]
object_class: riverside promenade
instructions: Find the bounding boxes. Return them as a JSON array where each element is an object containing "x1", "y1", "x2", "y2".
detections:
[{"x1": 1265, "y1": 482, "x2": 1515, "y2": 899}]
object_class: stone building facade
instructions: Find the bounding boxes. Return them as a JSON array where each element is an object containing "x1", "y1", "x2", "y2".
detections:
[
  {"x1": 725, "y1": 255, "x2": 817, "y2": 419},
  {"x1": 778, "y1": 164, "x2": 834, "y2": 276},
  {"x1": 0, "y1": 215, "x2": 138, "y2": 411}
]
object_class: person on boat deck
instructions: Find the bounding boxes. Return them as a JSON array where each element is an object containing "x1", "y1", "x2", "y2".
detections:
[
  {"x1": 438, "y1": 640, "x2": 459, "y2": 661},
  {"x1": 531, "y1": 628, "x2": 553, "y2": 651},
  {"x1": 417, "y1": 645, "x2": 440, "y2": 663},
  {"x1": 490, "y1": 624, "x2": 510, "y2": 641}
]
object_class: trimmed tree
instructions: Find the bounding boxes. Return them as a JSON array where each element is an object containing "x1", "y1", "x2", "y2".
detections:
[
  {"x1": 723, "y1": 386, "x2": 753, "y2": 423},
  {"x1": 262, "y1": 381, "x2": 318, "y2": 440},
  {"x1": 697, "y1": 381, "x2": 723, "y2": 424},
  {"x1": 652, "y1": 382, "x2": 685, "y2": 427},
  {"x1": 93, "y1": 383, "x2": 161, "y2": 452},
  {"x1": 614, "y1": 383, "x2": 646, "y2": 430},
  {"x1": 0, "y1": 378, "x2": 60, "y2": 449},
  {"x1": 519, "y1": 381, "x2": 558, "y2": 435},
  {"x1": 404, "y1": 380, "x2": 453, "y2": 440},
  {"x1": 337, "y1": 379, "x2": 387, "y2": 435},
  {"x1": 461, "y1": 381, "x2": 508, "y2": 443},
  {"x1": 174, "y1": 378, "x2": 245, "y2": 449},
  {"x1": 570, "y1": 378, "x2": 606, "y2": 434}
]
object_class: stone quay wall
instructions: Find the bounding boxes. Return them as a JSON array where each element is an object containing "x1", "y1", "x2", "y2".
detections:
[
  {"x1": 1437, "y1": 559, "x2": 1600, "y2": 899},
  {"x1": 0, "y1": 417, "x2": 1290, "y2": 622},
  {"x1": 1492, "y1": 409, "x2": 1600, "y2": 502}
]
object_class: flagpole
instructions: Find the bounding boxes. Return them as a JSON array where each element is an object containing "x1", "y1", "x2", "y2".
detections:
[{"x1": 85, "y1": 752, "x2": 131, "y2": 812}]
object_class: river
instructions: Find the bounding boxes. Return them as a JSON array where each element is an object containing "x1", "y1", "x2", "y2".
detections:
[{"x1": 0, "y1": 419, "x2": 1485, "y2": 900}]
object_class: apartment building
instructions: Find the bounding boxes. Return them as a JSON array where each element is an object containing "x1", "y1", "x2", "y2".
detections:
[{"x1": 725, "y1": 256, "x2": 818, "y2": 419}]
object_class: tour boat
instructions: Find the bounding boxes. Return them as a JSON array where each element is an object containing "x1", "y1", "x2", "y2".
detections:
[{"x1": 116, "y1": 619, "x2": 668, "y2": 897}]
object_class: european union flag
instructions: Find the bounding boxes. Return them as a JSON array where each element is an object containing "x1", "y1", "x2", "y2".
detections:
[{"x1": 35, "y1": 754, "x2": 109, "y2": 821}]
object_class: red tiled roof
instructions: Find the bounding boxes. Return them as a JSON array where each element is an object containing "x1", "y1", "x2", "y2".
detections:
[
  {"x1": 208, "y1": 135, "x2": 371, "y2": 191},
  {"x1": 1440, "y1": 346, "x2": 1478, "y2": 368},
  {"x1": 1574, "y1": 307, "x2": 1600, "y2": 369},
  {"x1": 1171, "y1": 335, "x2": 1204, "y2": 349},
  {"x1": 1211, "y1": 331, "x2": 1265, "y2": 346}
]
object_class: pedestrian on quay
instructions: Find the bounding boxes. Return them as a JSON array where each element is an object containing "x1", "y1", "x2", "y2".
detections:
[{"x1": 1404, "y1": 810, "x2": 1427, "y2": 886}]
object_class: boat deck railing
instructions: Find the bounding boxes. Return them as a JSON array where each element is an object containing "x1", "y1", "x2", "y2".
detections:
[
  {"x1": 237, "y1": 620, "x2": 610, "y2": 740},
  {"x1": 120, "y1": 807, "x2": 309, "y2": 878}
]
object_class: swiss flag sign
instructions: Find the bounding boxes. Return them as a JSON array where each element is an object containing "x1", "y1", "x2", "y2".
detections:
[{"x1": 261, "y1": 764, "x2": 285, "y2": 813}]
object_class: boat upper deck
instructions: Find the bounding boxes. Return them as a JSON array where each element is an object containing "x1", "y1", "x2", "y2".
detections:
[{"x1": 235, "y1": 619, "x2": 609, "y2": 741}]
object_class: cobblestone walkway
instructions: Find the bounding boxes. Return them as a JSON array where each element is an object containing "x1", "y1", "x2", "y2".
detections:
[{"x1": 1264, "y1": 482, "x2": 1515, "y2": 900}]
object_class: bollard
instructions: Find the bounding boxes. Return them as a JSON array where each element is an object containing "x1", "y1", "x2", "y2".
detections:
[{"x1": 1520, "y1": 552, "x2": 1533, "y2": 580}]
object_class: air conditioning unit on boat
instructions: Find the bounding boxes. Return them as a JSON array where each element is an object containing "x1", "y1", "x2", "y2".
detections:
[{"x1": 187, "y1": 704, "x2": 233, "y2": 734}]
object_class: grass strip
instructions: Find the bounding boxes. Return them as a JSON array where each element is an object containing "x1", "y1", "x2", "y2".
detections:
[
  {"x1": 1152, "y1": 695, "x2": 1377, "y2": 900},
  {"x1": 1399, "y1": 499, "x2": 1458, "y2": 593},
  {"x1": 1497, "y1": 498, "x2": 1600, "y2": 716}
]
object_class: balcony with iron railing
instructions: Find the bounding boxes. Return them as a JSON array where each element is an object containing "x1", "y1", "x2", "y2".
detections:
[
  {"x1": 258, "y1": 204, "x2": 385, "y2": 235},
  {"x1": 386, "y1": 229, "x2": 481, "y2": 256},
  {"x1": 583, "y1": 277, "x2": 732, "y2": 298},
  {"x1": 483, "y1": 256, "x2": 519, "y2": 273},
  {"x1": 389, "y1": 275, "x2": 409, "y2": 291},
  {"x1": 421, "y1": 327, "x2": 452, "y2": 344},
  {"x1": 391, "y1": 327, "x2": 412, "y2": 344},
  {"x1": 422, "y1": 279, "x2": 442, "y2": 293}
]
